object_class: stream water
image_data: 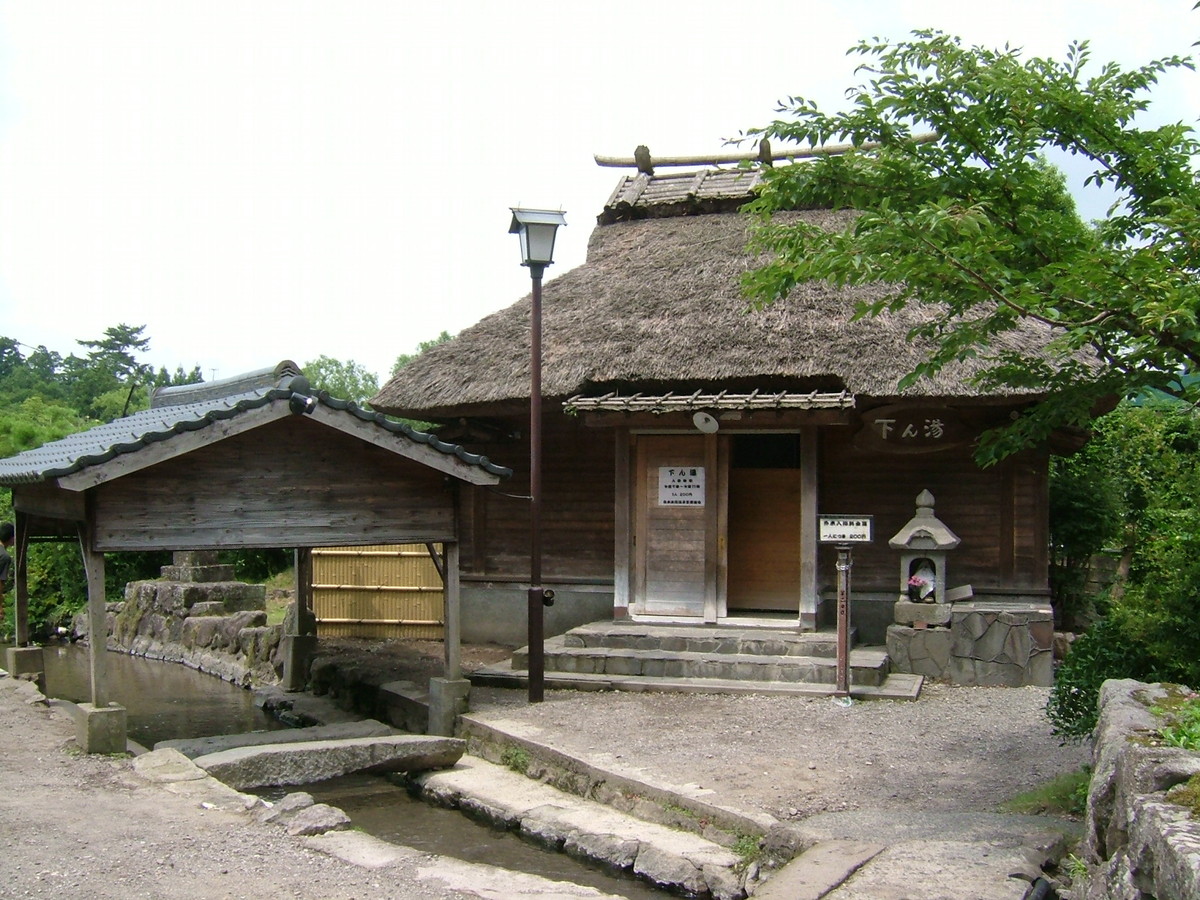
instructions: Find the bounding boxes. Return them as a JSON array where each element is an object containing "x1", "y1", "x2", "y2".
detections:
[{"x1": 21, "y1": 642, "x2": 669, "y2": 900}]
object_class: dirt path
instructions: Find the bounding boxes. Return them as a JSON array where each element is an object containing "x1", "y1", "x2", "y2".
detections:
[
  {"x1": 0, "y1": 676, "x2": 471, "y2": 900},
  {"x1": 465, "y1": 682, "x2": 1090, "y2": 823}
]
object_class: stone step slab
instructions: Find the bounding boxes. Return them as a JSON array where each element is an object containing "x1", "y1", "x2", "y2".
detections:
[
  {"x1": 752, "y1": 840, "x2": 885, "y2": 900},
  {"x1": 412, "y1": 755, "x2": 747, "y2": 900},
  {"x1": 155, "y1": 718, "x2": 398, "y2": 759},
  {"x1": 194, "y1": 734, "x2": 465, "y2": 790},
  {"x1": 513, "y1": 645, "x2": 890, "y2": 686},
  {"x1": 560, "y1": 622, "x2": 853, "y2": 658},
  {"x1": 470, "y1": 662, "x2": 923, "y2": 701}
]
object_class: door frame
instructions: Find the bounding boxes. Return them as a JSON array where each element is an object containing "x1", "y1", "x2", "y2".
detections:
[{"x1": 616, "y1": 427, "x2": 820, "y2": 627}]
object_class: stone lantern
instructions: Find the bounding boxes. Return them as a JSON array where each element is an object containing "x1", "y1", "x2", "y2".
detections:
[{"x1": 888, "y1": 490, "x2": 960, "y2": 604}]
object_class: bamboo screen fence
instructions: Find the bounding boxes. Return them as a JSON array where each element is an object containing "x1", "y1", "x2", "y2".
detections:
[{"x1": 311, "y1": 544, "x2": 444, "y2": 639}]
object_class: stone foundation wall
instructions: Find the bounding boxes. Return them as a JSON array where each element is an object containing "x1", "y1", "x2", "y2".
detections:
[
  {"x1": 885, "y1": 601, "x2": 1053, "y2": 686},
  {"x1": 1081, "y1": 679, "x2": 1200, "y2": 900},
  {"x1": 76, "y1": 574, "x2": 286, "y2": 688}
]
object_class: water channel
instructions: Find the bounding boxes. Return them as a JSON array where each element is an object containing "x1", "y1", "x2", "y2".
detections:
[{"x1": 22, "y1": 642, "x2": 670, "y2": 900}]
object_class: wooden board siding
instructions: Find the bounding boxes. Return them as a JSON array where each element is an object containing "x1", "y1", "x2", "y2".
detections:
[
  {"x1": 311, "y1": 544, "x2": 444, "y2": 639},
  {"x1": 635, "y1": 435, "x2": 709, "y2": 616},
  {"x1": 727, "y1": 469, "x2": 802, "y2": 610},
  {"x1": 457, "y1": 413, "x2": 615, "y2": 583},
  {"x1": 818, "y1": 427, "x2": 1049, "y2": 595},
  {"x1": 90, "y1": 417, "x2": 456, "y2": 551}
]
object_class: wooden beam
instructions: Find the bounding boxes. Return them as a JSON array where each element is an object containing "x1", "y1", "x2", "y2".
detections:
[
  {"x1": 444, "y1": 540, "x2": 461, "y2": 680},
  {"x1": 612, "y1": 429, "x2": 632, "y2": 615},
  {"x1": 77, "y1": 523, "x2": 107, "y2": 707},
  {"x1": 594, "y1": 133, "x2": 939, "y2": 169},
  {"x1": 12, "y1": 483, "x2": 87, "y2": 522},
  {"x1": 13, "y1": 511, "x2": 31, "y2": 645}
]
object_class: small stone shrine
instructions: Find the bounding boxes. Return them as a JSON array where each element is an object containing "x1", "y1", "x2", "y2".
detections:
[
  {"x1": 889, "y1": 490, "x2": 960, "y2": 604},
  {"x1": 885, "y1": 491, "x2": 1053, "y2": 686}
]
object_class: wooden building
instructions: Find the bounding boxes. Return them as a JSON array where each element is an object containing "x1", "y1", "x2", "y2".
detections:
[
  {"x1": 0, "y1": 363, "x2": 510, "y2": 745},
  {"x1": 371, "y1": 166, "x2": 1069, "y2": 644}
]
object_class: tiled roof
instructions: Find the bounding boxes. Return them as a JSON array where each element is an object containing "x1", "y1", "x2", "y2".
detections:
[{"x1": 0, "y1": 383, "x2": 511, "y2": 486}]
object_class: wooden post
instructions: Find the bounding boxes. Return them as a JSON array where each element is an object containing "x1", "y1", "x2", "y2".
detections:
[
  {"x1": 444, "y1": 540, "x2": 461, "y2": 681},
  {"x1": 13, "y1": 511, "x2": 30, "y2": 646},
  {"x1": 77, "y1": 525, "x2": 107, "y2": 707},
  {"x1": 835, "y1": 545, "x2": 851, "y2": 697},
  {"x1": 293, "y1": 547, "x2": 315, "y2": 634}
]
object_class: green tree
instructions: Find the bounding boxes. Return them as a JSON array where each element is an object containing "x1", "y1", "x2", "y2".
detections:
[
  {"x1": 1046, "y1": 401, "x2": 1200, "y2": 737},
  {"x1": 302, "y1": 355, "x2": 380, "y2": 406},
  {"x1": 743, "y1": 30, "x2": 1198, "y2": 463},
  {"x1": 392, "y1": 331, "x2": 453, "y2": 374},
  {"x1": 0, "y1": 327, "x2": 192, "y2": 636}
]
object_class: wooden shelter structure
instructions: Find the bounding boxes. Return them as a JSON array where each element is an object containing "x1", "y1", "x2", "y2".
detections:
[
  {"x1": 370, "y1": 161, "x2": 1074, "y2": 645},
  {"x1": 0, "y1": 362, "x2": 509, "y2": 749}
]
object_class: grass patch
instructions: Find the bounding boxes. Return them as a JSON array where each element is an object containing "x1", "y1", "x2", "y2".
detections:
[
  {"x1": 500, "y1": 745, "x2": 530, "y2": 773},
  {"x1": 1166, "y1": 773, "x2": 1200, "y2": 817},
  {"x1": 1150, "y1": 689, "x2": 1200, "y2": 751},
  {"x1": 1000, "y1": 767, "x2": 1091, "y2": 818},
  {"x1": 731, "y1": 833, "x2": 765, "y2": 871}
]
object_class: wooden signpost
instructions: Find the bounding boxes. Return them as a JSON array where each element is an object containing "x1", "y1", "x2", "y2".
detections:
[{"x1": 818, "y1": 515, "x2": 873, "y2": 696}]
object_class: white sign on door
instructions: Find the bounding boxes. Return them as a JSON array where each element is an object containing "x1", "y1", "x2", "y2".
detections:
[{"x1": 659, "y1": 466, "x2": 705, "y2": 506}]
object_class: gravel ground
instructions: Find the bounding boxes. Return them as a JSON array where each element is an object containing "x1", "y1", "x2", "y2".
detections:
[
  {"x1": 465, "y1": 681, "x2": 1091, "y2": 822},
  {"x1": 0, "y1": 676, "x2": 476, "y2": 900},
  {"x1": 0, "y1": 639, "x2": 1091, "y2": 899}
]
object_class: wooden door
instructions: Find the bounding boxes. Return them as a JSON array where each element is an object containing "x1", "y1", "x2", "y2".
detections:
[
  {"x1": 727, "y1": 435, "x2": 803, "y2": 612},
  {"x1": 634, "y1": 435, "x2": 712, "y2": 616}
]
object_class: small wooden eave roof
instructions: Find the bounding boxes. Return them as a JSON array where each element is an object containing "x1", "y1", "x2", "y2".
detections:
[
  {"x1": 566, "y1": 389, "x2": 856, "y2": 414},
  {"x1": 0, "y1": 373, "x2": 511, "y2": 491}
]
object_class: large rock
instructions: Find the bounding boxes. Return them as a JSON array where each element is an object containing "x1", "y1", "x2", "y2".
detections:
[
  {"x1": 1082, "y1": 679, "x2": 1200, "y2": 900},
  {"x1": 194, "y1": 734, "x2": 465, "y2": 789}
]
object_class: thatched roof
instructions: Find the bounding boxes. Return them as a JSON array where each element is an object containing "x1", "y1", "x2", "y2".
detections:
[{"x1": 372, "y1": 205, "x2": 1062, "y2": 420}]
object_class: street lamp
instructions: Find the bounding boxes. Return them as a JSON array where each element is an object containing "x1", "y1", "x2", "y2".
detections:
[{"x1": 509, "y1": 206, "x2": 566, "y2": 704}]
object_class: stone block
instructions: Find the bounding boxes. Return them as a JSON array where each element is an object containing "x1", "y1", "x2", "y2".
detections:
[
  {"x1": 893, "y1": 600, "x2": 952, "y2": 626},
  {"x1": 5, "y1": 646, "x2": 44, "y2": 679},
  {"x1": 427, "y1": 677, "x2": 470, "y2": 737},
  {"x1": 76, "y1": 702, "x2": 127, "y2": 755},
  {"x1": 160, "y1": 564, "x2": 237, "y2": 583},
  {"x1": 188, "y1": 601, "x2": 227, "y2": 617},
  {"x1": 195, "y1": 735, "x2": 466, "y2": 790},
  {"x1": 281, "y1": 633, "x2": 318, "y2": 692}
]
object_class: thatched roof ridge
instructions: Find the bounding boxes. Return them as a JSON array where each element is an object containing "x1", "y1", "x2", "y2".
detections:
[{"x1": 371, "y1": 209, "x2": 1062, "y2": 420}]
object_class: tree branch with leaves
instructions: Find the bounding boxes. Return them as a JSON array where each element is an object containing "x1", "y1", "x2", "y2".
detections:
[{"x1": 743, "y1": 30, "x2": 1199, "y2": 462}]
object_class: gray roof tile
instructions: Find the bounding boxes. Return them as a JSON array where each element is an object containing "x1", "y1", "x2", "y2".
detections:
[{"x1": 0, "y1": 384, "x2": 511, "y2": 485}]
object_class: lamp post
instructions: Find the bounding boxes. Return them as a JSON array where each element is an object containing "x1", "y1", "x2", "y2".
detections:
[{"x1": 509, "y1": 206, "x2": 566, "y2": 703}]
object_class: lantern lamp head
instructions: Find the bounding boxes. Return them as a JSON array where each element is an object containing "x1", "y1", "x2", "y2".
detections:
[{"x1": 509, "y1": 207, "x2": 566, "y2": 274}]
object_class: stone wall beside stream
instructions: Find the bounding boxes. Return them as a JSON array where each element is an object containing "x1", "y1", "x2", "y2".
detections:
[
  {"x1": 74, "y1": 553, "x2": 286, "y2": 687},
  {"x1": 1081, "y1": 679, "x2": 1200, "y2": 900}
]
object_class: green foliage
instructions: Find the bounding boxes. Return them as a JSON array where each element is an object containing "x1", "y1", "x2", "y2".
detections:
[
  {"x1": 744, "y1": 30, "x2": 1200, "y2": 464},
  {"x1": 1000, "y1": 766, "x2": 1092, "y2": 818},
  {"x1": 1047, "y1": 402, "x2": 1200, "y2": 738},
  {"x1": 500, "y1": 745, "x2": 530, "y2": 773},
  {"x1": 1047, "y1": 618, "x2": 1156, "y2": 739},
  {"x1": 1154, "y1": 695, "x2": 1200, "y2": 751},
  {"x1": 302, "y1": 355, "x2": 381, "y2": 406},
  {"x1": 392, "y1": 331, "x2": 454, "y2": 375}
]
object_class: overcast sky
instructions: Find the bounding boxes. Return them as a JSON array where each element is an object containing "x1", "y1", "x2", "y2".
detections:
[{"x1": 1, "y1": 1, "x2": 1196, "y2": 386}]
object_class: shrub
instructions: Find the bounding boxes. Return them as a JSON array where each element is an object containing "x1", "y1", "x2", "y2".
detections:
[{"x1": 1046, "y1": 617, "x2": 1158, "y2": 739}]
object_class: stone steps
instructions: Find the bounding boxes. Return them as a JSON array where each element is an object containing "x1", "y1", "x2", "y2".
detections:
[
  {"x1": 471, "y1": 659, "x2": 923, "y2": 700},
  {"x1": 512, "y1": 643, "x2": 890, "y2": 686},
  {"x1": 490, "y1": 621, "x2": 915, "y2": 697},
  {"x1": 557, "y1": 622, "x2": 851, "y2": 658}
]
